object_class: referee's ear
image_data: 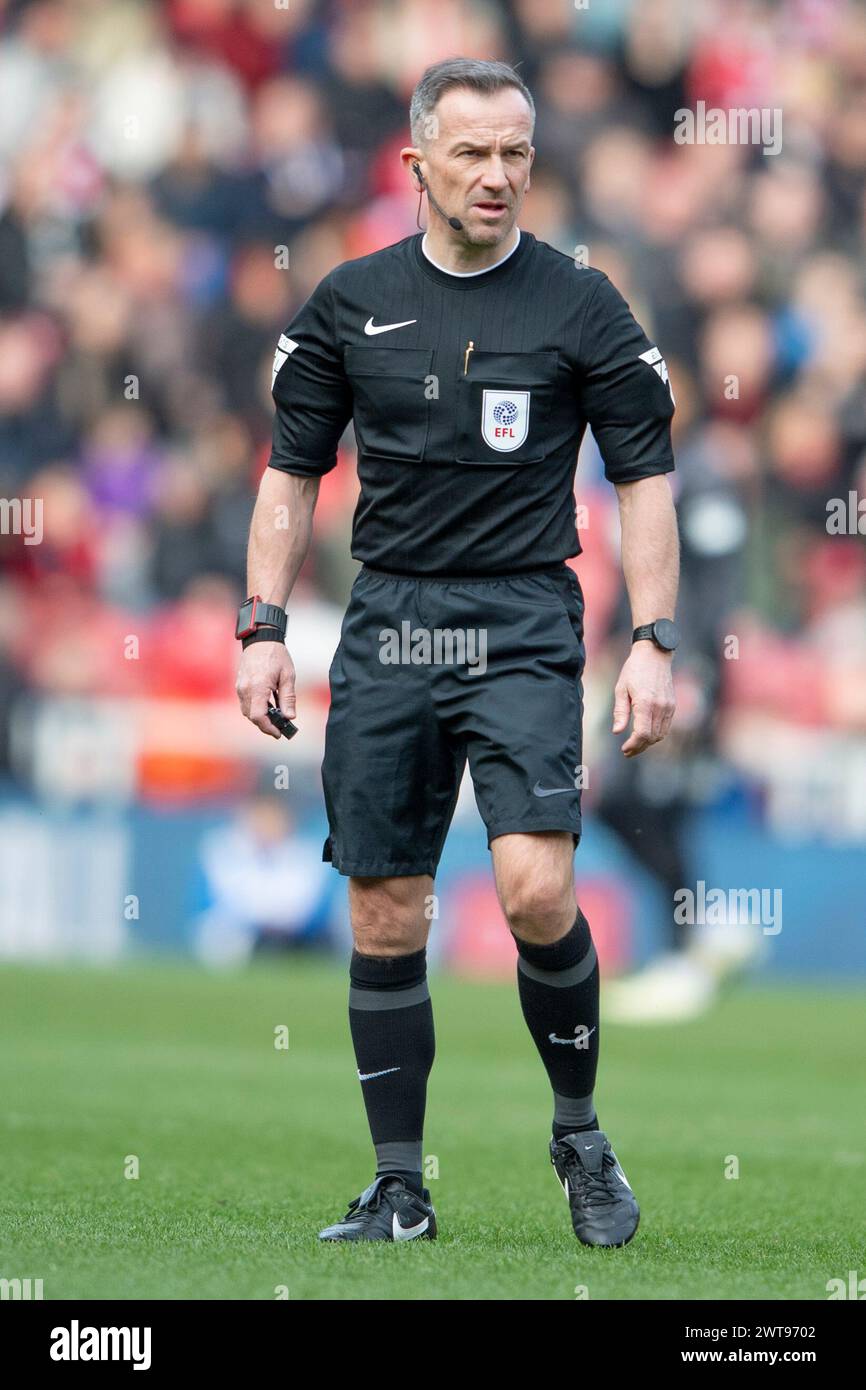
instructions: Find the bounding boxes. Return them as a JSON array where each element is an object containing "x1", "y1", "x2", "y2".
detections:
[{"x1": 400, "y1": 146, "x2": 425, "y2": 192}]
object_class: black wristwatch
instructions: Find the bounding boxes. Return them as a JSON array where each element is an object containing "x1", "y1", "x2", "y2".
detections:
[
  {"x1": 236, "y1": 595, "x2": 287, "y2": 648},
  {"x1": 632, "y1": 618, "x2": 680, "y2": 653}
]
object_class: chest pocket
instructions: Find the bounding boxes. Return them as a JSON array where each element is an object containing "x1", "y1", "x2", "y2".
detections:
[
  {"x1": 455, "y1": 350, "x2": 560, "y2": 466},
  {"x1": 344, "y1": 346, "x2": 434, "y2": 462}
]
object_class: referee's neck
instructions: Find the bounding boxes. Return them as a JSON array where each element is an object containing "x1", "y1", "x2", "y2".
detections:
[{"x1": 421, "y1": 226, "x2": 521, "y2": 277}]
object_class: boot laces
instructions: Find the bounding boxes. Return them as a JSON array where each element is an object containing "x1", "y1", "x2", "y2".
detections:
[
  {"x1": 341, "y1": 1177, "x2": 401, "y2": 1223},
  {"x1": 558, "y1": 1145, "x2": 619, "y2": 1210}
]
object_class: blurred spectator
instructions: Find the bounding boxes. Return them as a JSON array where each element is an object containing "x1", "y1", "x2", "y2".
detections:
[{"x1": 192, "y1": 789, "x2": 335, "y2": 966}]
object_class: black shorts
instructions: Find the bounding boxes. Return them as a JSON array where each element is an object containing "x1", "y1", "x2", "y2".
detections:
[{"x1": 321, "y1": 562, "x2": 586, "y2": 877}]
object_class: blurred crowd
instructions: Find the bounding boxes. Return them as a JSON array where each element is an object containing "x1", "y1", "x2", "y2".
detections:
[{"x1": 2, "y1": 0, "x2": 866, "y2": 794}]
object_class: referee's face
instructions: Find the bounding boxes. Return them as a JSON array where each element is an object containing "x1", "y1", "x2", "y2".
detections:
[{"x1": 412, "y1": 87, "x2": 535, "y2": 247}]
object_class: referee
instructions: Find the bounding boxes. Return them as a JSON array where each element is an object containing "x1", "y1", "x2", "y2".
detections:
[{"x1": 236, "y1": 58, "x2": 679, "y2": 1247}]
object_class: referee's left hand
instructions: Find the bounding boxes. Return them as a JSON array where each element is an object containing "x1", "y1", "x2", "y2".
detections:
[{"x1": 612, "y1": 646, "x2": 676, "y2": 757}]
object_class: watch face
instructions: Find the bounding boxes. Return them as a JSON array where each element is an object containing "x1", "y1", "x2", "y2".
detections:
[
  {"x1": 236, "y1": 597, "x2": 256, "y2": 639},
  {"x1": 653, "y1": 618, "x2": 680, "y2": 651}
]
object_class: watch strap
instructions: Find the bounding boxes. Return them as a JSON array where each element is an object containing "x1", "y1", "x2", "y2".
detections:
[
  {"x1": 632, "y1": 618, "x2": 679, "y2": 652},
  {"x1": 241, "y1": 631, "x2": 286, "y2": 650},
  {"x1": 241, "y1": 627, "x2": 286, "y2": 650},
  {"x1": 250, "y1": 600, "x2": 286, "y2": 632}
]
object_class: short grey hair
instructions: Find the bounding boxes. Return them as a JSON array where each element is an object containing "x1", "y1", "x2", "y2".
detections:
[{"x1": 409, "y1": 58, "x2": 536, "y2": 146}]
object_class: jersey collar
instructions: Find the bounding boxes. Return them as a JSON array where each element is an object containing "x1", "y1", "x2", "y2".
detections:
[{"x1": 412, "y1": 229, "x2": 533, "y2": 290}]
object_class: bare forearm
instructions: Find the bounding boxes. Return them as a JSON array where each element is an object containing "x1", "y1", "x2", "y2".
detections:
[
  {"x1": 615, "y1": 475, "x2": 679, "y2": 626},
  {"x1": 610, "y1": 475, "x2": 679, "y2": 756},
  {"x1": 247, "y1": 468, "x2": 320, "y2": 605},
  {"x1": 237, "y1": 468, "x2": 314, "y2": 738}
]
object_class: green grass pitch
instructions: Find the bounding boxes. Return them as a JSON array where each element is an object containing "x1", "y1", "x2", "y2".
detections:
[{"x1": 0, "y1": 959, "x2": 863, "y2": 1300}]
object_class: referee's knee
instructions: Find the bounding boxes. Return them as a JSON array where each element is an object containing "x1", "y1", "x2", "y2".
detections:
[
  {"x1": 348, "y1": 875, "x2": 431, "y2": 955},
  {"x1": 501, "y1": 883, "x2": 577, "y2": 943}
]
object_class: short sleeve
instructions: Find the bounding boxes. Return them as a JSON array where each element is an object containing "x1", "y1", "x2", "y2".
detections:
[
  {"x1": 268, "y1": 274, "x2": 353, "y2": 478},
  {"x1": 574, "y1": 274, "x2": 675, "y2": 485}
]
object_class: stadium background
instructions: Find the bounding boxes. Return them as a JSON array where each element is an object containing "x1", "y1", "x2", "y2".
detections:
[
  {"x1": 0, "y1": 0, "x2": 865, "y2": 1302},
  {"x1": 1, "y1": 0, "x2": 865, "y2": 976}
]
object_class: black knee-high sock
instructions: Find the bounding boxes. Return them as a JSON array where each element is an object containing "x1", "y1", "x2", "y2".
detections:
[
  {"x1": 348, "y1": 947, "x2": 434, "y2": 1194},
  {"x1": 512, "y1": 909, "x2": 600, "y2": 1140}
]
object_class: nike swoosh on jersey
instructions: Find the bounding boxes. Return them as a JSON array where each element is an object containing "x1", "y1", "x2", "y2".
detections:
[
  {"x1": 392, "y1": 1213, "x2": 429, "y2": 1240},
  {"x1": 532, "y1": 781, "x2": 578, "y2": 797},
  {"x1": 364, "y1": 317, "x2": 418, "y2": 336},
  {"x1": 357, "y1": 1066, "x2": 401, "y2": 1081}
]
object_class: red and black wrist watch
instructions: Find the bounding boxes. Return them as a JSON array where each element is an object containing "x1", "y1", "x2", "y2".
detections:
[{"x1": 236, "y1": 595, "x2": 287, "y2": 649}]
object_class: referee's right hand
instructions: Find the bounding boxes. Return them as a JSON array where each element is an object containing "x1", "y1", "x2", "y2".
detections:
[{"x1": 236, "y1": 642, "x2": 296, "y2": 739}]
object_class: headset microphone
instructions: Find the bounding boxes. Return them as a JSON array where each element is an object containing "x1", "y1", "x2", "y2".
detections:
[{"x1": 412, "y1": 162, "x2": 464, "y2": 232}]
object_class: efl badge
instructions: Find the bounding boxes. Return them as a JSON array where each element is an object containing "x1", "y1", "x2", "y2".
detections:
[{"x1": 481, "y1": 390, "x2": 530, "y2": 452}]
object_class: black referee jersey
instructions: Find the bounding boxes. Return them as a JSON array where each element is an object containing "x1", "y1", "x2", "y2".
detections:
[{"x1": 268, "y1": 230, "x2": 675, "y2": 576}]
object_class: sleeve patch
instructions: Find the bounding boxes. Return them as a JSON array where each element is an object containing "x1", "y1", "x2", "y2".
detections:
[
  {"x1": 272, "y1": 334, "x2": 299, "y2": 387},
  {"x1": 638, "y1": 346, "x2": 675, "y2": 405}
]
